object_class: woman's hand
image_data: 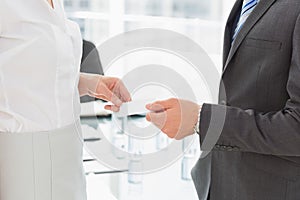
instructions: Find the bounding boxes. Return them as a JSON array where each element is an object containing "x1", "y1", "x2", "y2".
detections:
[{"x1": 79, "y1": 73, "x2": 131, "y2": 112}]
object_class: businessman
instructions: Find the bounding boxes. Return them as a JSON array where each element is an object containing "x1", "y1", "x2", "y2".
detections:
[{"x1": 146, "y1": 0, "x2": 300, "y2": 199}]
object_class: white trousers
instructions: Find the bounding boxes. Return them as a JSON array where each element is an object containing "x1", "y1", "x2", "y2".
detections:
[{"x1": 0, "y1": 121, "x2": 87, "y2": 200}]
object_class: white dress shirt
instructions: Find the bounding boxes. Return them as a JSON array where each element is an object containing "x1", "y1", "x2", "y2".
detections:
[{"x1": 0, "y1": 0, "x2": 82, "y2": 132}]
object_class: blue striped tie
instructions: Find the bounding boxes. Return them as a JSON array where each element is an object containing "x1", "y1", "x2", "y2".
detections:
[{"x1": 232, "y1": 0, "x2": 259, "y2": 42}]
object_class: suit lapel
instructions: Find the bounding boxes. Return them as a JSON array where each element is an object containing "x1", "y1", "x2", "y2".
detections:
[
  {"x1": 223, "y1": 0, "x2": 243, "y2": 67},
  {"x1": 223, "y1": 0, "x2": 277, "y2": 73}
]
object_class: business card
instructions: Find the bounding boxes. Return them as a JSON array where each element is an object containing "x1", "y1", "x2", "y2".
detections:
[{"x1": 116, "y1": 99, "x2": 156, "y2": 117}]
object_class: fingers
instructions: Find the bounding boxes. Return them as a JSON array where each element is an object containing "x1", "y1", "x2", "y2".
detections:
[
  {"x1": 116, "y1": 81, "x2": 132, "y2": 102},
  {"x1": 96, "y1": 77, "x2": 131, "y2": 108},
  {"x1": 145, "y1": 103, "x2": 165, "y2": 112},
  {"x1": 104, "y1": 105, "x2": 120, "y2": 112},
  {"x1": 146, "y1": 111, "x2": 167, "y2": 130},
  {"x1": 94, "y1": 83, "x2": 123, "y2": 107},
  {"x1": 146, "y1": 111, "x2": 177, "y2": 137},
  {"x1": 146, "y1": 98, "x2": 178, "y2": 112},
  {"x1": 146, "y1": 98, "x2": 184, "y2": 139}
]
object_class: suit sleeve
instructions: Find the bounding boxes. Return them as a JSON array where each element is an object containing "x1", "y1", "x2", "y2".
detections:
[{"x1": 199, "y1": 14, "x2": 300, "y2": 157}]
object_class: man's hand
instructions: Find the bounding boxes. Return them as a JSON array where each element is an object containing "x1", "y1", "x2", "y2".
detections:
[
  {"x1": 79, "y1": 73, "x2": 131, "y2": 112},
  {"x1": 146, "y1": 98, "x2": 201, "y2": 140}
]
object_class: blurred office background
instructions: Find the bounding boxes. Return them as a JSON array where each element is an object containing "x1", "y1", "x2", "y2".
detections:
[
  {"x1": 65, "y1": 0, "x2": 236, "y2": 70},
  {"x1": 63, "y1": 0, "x2": 236, "y2": 200}
]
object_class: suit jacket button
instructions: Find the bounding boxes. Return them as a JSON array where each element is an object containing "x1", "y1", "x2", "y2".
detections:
[
  {"x1": 233, "y1": 147, "x2": 240, "y2": 151},
  {"x1": 227, "y1": 146, "x2": 233, "y2": 151}
]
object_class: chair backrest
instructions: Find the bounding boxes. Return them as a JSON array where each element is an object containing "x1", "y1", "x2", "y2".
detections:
[{"x1": 80, "y1": 40, "x2": 104, "y2": 103}]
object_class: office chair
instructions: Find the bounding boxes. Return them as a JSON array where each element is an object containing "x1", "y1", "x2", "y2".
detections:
[{"x1": 80, "y1": 40, "x2": 104, "y2": 103}]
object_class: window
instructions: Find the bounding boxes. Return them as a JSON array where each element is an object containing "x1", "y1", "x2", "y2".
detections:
[
  {"x1": 124, "y1": 0, "x2": 221, "y2": 19},
  {"x1": 64, "y1": 0, "x2": 73, "y2": 8},
  {"x1": 64, "y1": 0, "x2": 235, "y2": 64},
  {"x1": 79, "y1": 0, "x2": 89, "y2": 8}
]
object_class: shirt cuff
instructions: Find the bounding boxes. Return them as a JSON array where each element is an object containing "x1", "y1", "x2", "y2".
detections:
[{"x1": 194, "y1": 105, "x2": 201, "y2": 134}]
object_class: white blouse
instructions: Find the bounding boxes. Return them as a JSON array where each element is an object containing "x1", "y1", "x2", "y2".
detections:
[{"x1": 0, "y1": 0, "x2": 82, "y2": 132}]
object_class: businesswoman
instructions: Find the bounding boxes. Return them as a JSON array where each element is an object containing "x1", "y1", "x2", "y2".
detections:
[{"x1": 0, "y1": 0, "x2": 131, "y2": 199}]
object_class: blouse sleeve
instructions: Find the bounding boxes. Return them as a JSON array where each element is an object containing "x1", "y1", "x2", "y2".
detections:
[
  {"x1": 0, "y1": 13, "x2": 2, "y2": 34},
  {"x1": 0, "y1": 7, "x2": 4, "y2": 35}
]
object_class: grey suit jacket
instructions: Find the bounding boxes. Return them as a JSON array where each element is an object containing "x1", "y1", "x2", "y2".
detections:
[{"x1": 192, "y1": 0, "x2": 300, "y2": 199}]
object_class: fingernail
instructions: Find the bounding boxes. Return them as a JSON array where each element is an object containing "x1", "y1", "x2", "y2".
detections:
[{"x1": 146, "y1": 114, "x2": 151, "y2": 121}]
